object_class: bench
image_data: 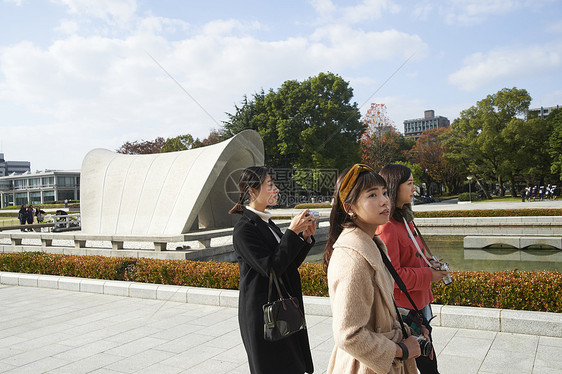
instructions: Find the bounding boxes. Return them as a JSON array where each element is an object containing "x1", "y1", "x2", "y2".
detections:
[
  {"x1": 0, "y1": 220, "x2": 295, "y2": 252},
  {"x1": 0, "y1": 230, "x2": 236, "y2": 252}
]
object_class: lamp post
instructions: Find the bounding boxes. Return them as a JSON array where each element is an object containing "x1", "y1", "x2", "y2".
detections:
[{"x1": 467, "y1": 176, "x2": 473, "y2": 203}]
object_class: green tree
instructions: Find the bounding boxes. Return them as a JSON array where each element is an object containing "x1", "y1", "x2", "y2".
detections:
[
  {"x1": 445, "y1": 87, "x2": 532, "y2": 197},
  {"x1": 548, "y1": 108, "x2": 562, "y2": 179},
  {"x1": 162, "y1": 134, "x2": 195, "y2": 153},
  {"x1": 224, "y1": 72, "x2": 365, "y2": 173},
  {"x1": 502, "y1": 117, "x2": 554, "y2": 187}
]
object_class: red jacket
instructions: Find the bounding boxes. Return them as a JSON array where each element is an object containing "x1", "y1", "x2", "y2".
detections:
[{"x1": 377, "y1": 217, "x2": 433, "y2": 310}]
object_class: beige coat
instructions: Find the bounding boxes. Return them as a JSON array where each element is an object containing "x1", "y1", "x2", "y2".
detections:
[{"x1": 327, "y1": 227, "x2": 418, "y2": 374}]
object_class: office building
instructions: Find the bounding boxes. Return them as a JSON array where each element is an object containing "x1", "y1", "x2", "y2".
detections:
[
  {"x1": 0, "y1": 170, "x2": 80, "y2": 208},
  {"x1": 0, "y1": 153, "x2": 30, "y2": 177},
  {"x1": 527, "y1": 105, "x2": 560, "y2": 120},
  {"x1": 403, "y1": 110, "x2": 450, "y2": 141}
]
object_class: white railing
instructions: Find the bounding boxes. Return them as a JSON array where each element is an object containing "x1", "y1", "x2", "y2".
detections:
[{"x1": 44, "y1": 213, "x2": 81, "y2": 231}]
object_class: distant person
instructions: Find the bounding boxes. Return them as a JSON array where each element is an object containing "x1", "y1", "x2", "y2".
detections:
[
  {"x1": 230, "y1": 166, "x2": 316, "y2": 374},
  {"x1": 55, "y1": 209, "x2": 68, "y2": 216},
  {"x1": 18, "y1": 205, "x2": 26, "y2": 231},
  {"x1": 26, "y1": 205, "x2": 34, "y2": 230},
  {"x1": 35, "y1": 208, "x2": 46, "y2": 223}
]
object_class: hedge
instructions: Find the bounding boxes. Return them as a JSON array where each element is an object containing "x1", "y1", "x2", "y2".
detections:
[
  {"x1": 415, "y1": 208, "x2": 562, "y2": 218},
  {"x1": 1, "y1": 252, "x2": 560, "y2": 313},
  {"x1": 457, "y1": 192, "x2": 483, "y2": 202}
]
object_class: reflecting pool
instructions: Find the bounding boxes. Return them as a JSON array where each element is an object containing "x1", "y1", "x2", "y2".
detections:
[{"x1": 306, "y1": 235, "x2": 562, "y2": 272}]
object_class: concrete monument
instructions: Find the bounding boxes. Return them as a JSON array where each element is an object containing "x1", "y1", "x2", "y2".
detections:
[{"x1": 80, "y1": 130, "x2": 264, "y2": 235}]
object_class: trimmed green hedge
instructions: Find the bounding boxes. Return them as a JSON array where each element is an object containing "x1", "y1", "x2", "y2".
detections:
[
  {"x1": 294, "y1": 203, "x2": 332, "y2": 209},
  {"x1": 415, "y1": 208, "x2": 562, "y2": 218},
  {"x1": 457, "y1": 192, "x2": 483, "y2": 202},
  {"x1": 1, "y1": 252, "x2": 560, "y2": 312}
]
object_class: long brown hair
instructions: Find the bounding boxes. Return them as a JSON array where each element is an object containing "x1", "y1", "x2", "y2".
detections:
[
  {"x1": 323, "y1": 166, "x2": 386, "y2": 272},
  {"x1": 379, "y1": 164, "x2": 412, "y2": 221},
  {"x1": 228, "y1": 166, "x2": 271, "y2": 215}
]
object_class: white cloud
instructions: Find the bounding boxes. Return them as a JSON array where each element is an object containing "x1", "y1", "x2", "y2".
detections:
[
  {"x1": 310, "y1": 0, "x2": 400, "y2": 24},
  {"x1": 55, "y1": 20, "x2": 80, "y2": 34},
  {"x1": 448, "y1": 44, "x2": 562, "y2": 91},
  {"x1": 309, "y1": 25, "x2": 427, "y2": 68},
  {"x1": 52, "y1": 0, "x2": 137, "y2": 25},
  {"x1": 434, "y1": 0, "x2": 554, "y2": 25},
  {"x1": 0, "y1": 11, "x2": 430, "y2": 170}
]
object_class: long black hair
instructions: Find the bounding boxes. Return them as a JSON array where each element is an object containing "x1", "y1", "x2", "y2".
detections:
[
  {"x1": 379, "y1": 164, "x2": 413, "y2": 221},
  {"x1": 229, "y1": 166, "x2": 271, "y2": 215},
  {"x1": 323, "y1": 167, "x2": 386, "y2": 272}
]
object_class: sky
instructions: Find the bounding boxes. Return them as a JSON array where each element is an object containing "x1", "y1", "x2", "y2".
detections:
[{"x1": 1, "y1": 0, "x2": 561, "y2": 171}]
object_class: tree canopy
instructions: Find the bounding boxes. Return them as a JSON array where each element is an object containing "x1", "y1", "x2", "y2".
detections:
[
  {"x1": 444, "y1": 87, "x2": 532, "y2": 196},
  {"x1": 223, "y1": 72, "x2": 365, "y2": 171}
]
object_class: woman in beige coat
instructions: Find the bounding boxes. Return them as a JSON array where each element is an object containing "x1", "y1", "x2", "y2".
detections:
[{"x1": 323, "y1": 164, "x2": 420, "y2": 374}]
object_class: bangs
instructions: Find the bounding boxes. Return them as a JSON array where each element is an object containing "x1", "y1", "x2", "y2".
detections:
[{"x1": 348, "y1": 170, "x2": 386, "y2": 201}]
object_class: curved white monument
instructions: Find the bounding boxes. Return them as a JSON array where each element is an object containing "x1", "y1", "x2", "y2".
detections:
[{"x1": 80, "y1": 130, "x2": 264, "y2": 235}]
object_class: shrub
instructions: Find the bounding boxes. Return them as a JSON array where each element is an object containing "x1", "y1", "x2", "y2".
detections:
[
  {"x1": 415, "y1": 208, "x2": 562, "y2": 218},
  {"x1": 431, "y1": 270, "x2": 562, "y2": 312},
  {"x1": 294, "y1": 203, "x2": 332, "y2": 209},
  {"x1": 1, "y1": 253, "x2": 560, "y2": 312},
  {"x1": 457, "y1": 192, "x2": 483, "y2": 201}
]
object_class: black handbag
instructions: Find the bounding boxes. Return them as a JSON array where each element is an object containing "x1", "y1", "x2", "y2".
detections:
[{"x1": 263, "y1": 269, "x2": 307, "y2": 341}]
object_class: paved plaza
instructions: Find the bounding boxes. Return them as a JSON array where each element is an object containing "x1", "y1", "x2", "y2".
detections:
[
  {"x1": 1, "y1": 284, "x2": 561, "y2": 374},
  {"x1": 1, "y1": 198, "x2": 561, "y2": 373}
]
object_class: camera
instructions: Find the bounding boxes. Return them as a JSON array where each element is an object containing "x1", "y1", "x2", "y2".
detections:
[
  {"x1": 307, "y1": 210, "x2": 320, "y2": 221},
  {"x1": 415, "y1": 335, "x2": 433, "y2": 357},
  {"x1": 398, "y1": 307, "x2": 433, "y2": 357},
  {"x1": 432, "y1": 256, "x2": 452, "y2": 285}
]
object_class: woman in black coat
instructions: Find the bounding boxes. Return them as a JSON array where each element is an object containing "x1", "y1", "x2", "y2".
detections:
[{"x1": 230, "y1": 166, "x2": 316, "y2": 374}]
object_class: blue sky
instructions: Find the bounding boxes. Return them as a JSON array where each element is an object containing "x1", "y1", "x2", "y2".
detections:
[{"x1": 1, "y1": 0, "x2": 561, "y2": 171}]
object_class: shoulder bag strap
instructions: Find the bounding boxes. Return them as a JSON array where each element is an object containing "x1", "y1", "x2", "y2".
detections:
[
  {"x1": 374, "y1": 239, "x2": 422, "y2": 314},
  {"x1": 374, "y1": 241, "x2": 410, "y2": 338},
  {"x1": 268, "y1": 269, "x2": 293, "y2": 301}
]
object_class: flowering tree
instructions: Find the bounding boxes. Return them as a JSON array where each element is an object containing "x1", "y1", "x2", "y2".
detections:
[{"x1": 360, "y1": 103, "x2": 412, "y2": 170}]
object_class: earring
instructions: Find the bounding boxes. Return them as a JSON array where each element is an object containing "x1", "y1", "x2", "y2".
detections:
[{"x1": 348, "y1": 212, "x2": 356, "y2": 220}]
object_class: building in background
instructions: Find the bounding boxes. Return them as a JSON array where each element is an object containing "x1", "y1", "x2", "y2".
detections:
[
  {"x1": 0, "y1": 170, "x2": 80, "y2": 208},
  {"x1": 403, "y1": 110, "x2": 450, "y2": 141},
  {"x1": 0, "y1": 153, "x2": 30, "y2": 176},
  {"x1": 527, "y1": 105, "x2": 560, "y2": 120}
]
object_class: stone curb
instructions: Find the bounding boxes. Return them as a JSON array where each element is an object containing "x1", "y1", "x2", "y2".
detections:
[{"x1": 1, "y1": 271, "x2": 561, "y2": 338}]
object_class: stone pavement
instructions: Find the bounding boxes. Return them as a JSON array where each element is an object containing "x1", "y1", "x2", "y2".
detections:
[{"x1": 1, "y1": 284, "x2": 561, "y2": 374}]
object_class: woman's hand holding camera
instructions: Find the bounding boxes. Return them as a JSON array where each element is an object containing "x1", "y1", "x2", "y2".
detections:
[
  {"x1": 397, "y1": 335, "x2": 422, "y2": 360},
  {"x1": 289, "y1": 210, "x2": 317, "y2": 242},
  {"x1": 430, "y1": 267, "x2": 450, "y2": 283}
]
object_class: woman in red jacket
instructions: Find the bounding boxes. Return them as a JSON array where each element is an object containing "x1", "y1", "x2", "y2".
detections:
[{"x1": 377, "y1": 164, "x2": 450, "y2": 374}]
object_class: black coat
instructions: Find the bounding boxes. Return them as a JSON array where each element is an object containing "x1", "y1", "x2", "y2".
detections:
[{"x1": 233, "y1": 208, "x2": 314, "y2": 374}]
